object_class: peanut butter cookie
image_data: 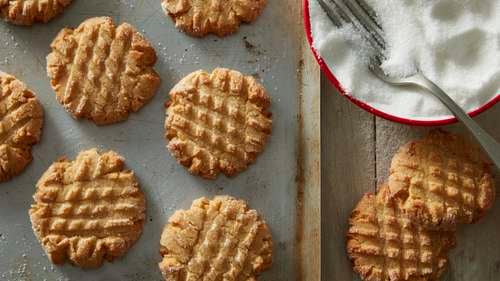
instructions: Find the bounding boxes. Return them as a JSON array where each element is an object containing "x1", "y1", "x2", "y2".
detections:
[
  {"x1": 0, "y1": 0, "x2": 72, "y2": 25},
  {"x1": 347, "y1": 184, "x2": 456, "y2": 281},
  {"x1": 159, "y1": 196, "x2": 273, "y2": 281},
  {"x1": 29, "y1": 149, "x2": 146, "y2": 268},
  {"x1": 389, "y1": 130, "x2": 495, "y2": 229},
  {"x1": 161, "y1": 0, "x2": 267, "y2": 37},
  {"x1": 165, "y1": 68, "x2": 272, "y2": 179},
  {"x1": 0, "y1": 72, "x2": 43, "y2": 182},
  {"x1": 47, "y1": 17, "x2": 161, "y2": 125}
]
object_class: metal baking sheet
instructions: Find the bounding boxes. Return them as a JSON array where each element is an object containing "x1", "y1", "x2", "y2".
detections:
[{"x1": 0, "y1": 0, "x2": 318, "y2": 280}]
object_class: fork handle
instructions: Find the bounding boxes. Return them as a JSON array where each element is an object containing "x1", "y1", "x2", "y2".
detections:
[{"x1": 409, "y1": 73, "x2": 500, "y2": 169}]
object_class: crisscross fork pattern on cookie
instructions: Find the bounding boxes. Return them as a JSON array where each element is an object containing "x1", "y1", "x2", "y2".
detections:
[
  {"x1": 0, "y1": 73, "x2": 43, "y2": 181},
  {"x1": 166, "y1": 68, "x2": 272, "y2": 179},
  {"x1": 159, "y1": 196, "x2": 273, "y2": 281},
  {"x1": 389, "y1": 131, "x2": 495, "y2": 228},
  {"x1": 47, "y1": 17, "x2": 160, "y2": 125},
  {"x1": 0, "y1": 0, "x2": 72, "y2": 25},
  {"x1": 161, "y1": 0, "x2": 267, "y2": 37},
  {"x1": 347, "y1": 186, "x2": 455, "y2": 281},
  {"x1": 30, "y1": 149, "x2": 145, "y2": 268}
]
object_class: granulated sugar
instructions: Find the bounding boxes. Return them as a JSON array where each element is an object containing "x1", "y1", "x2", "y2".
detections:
[{"x1": 309, "y1": 0, "x2": 499, "y2": 120}]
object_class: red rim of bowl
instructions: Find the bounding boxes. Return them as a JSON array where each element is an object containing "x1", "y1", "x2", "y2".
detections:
[{"x1": 303, "y1": 0, "x2": 499, "y2": 126}]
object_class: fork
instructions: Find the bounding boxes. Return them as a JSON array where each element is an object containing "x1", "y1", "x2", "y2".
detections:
[{"x1": 318, "y1": 0, "x2": 500, "y2": 169}]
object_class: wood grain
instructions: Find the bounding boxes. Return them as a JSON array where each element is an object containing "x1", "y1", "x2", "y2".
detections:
[
  {"x1": 299, "y1": 45, "x2": 321, "y2": 281},
  {"x1": 322, "y1": 74, "x2": 500, "y2": 280},
  {"x1": 297, "y1": 0, "x2": 321, "y2": 279},
  {"x1": 321, "y1": 78, "x2": 376, "y2": 280}
]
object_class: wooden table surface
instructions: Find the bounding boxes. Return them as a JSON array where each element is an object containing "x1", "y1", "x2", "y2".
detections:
[{"x1": 321, "y1": 76, "x2": 500, "y2": 280}]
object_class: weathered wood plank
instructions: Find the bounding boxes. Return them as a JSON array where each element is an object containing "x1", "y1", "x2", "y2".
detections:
[
  {"x1": 374, "y1": 105, "x2": 500, "y2": 281},
  {"x1": 321, "y1": 78, "x2": 376, "y2": 280},
  {"x1": 298, "y1": 21, "x2": 322, "y2": 281}
]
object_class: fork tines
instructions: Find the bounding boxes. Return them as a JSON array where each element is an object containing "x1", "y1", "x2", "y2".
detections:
[{"x1": 318, "y1": 0, "x2": 386, "y2": 57}]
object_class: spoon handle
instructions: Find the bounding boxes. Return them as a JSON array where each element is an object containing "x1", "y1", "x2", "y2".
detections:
[{"x1": 411, "y1": 73, "x2": 500, "y2": 169}]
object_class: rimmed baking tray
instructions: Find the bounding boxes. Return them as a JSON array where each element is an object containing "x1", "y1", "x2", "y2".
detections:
[{"x1": 0, "y1": 0, "x2": 320, "y2": 280}]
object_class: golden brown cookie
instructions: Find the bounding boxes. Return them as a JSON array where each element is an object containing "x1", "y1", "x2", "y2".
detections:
[
  {"x1": 388, "y1": 130, "x2": 495, "y2": 230},
  {"x1": 159, "y1": 196, "x2": 273, "y2": 281},
  {"x1": 47, "y1": 16, "x2": 161, "y2": 125},
  {"x1": 29, "y1": 149, "x2": 146, "y2": 268},
  {"x1": 347, "y1": 184, "x2": 456, "y2": 281},
  {"x1": 161, "y1": 0, "x2": 267, "y2": 37},
  {"x1": 0, "y1": 0, "x2": 72, "y2": 25},
  {"x1": 165, "y1": 68, "x2": 272, "y2": 179},
  {"x1": 0, "y1": 72, "x2": 43, "y2": 182}
]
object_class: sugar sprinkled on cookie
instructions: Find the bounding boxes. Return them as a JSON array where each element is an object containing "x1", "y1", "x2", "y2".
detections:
[
  {"x1": 0, "y1": 0, "x2": 72, "y2": 25},
  {"x1": 29, "y1": 149, "x2": 146, "y2": 268},
  {"x1": 347, "y1": 184, "x2": 456, "y2": 281},
  {"x1": 159, "y1": 196, "x2": 273, "y2": 281},
  {"x1": 161, "y1": 0, "x2": 267, "y2": 37},
  {"x1": 389, "y1": 130, "x2": 495, "y2": 229},
  {"x1": 47, "y1": 16, "x2": 161, "y2": 125},
  {"x1": 165, "y1": 68, "x2": 272, "y2": 179},
  {"x1": 0, "y1": 72, "x2": 43, "y2": 182}
]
